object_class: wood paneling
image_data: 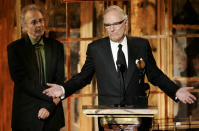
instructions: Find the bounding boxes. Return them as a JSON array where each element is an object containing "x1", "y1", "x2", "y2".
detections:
[
  {"x1": 0, "y1": 0, "x2": 15, "y2": 131},
  {"x1": 79, "y1": 2, "x2": 93, "y2": 131}
]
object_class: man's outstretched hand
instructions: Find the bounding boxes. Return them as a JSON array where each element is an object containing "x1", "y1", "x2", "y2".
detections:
[
  {"x1": 176, "y1": 87, "x2": 197, "y2": 104},
  {"x1": 43, "y1": 83, "x2": 63, "y2": 98}
]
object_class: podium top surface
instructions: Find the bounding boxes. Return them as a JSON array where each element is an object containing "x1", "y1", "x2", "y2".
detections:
[{"x1": 82, "y1": 105, "x2": 158, "y2": 117}]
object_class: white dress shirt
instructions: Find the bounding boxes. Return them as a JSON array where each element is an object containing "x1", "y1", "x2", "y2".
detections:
[{"x1": 110, "y1": 36, "x2": 128, "y2": 70}]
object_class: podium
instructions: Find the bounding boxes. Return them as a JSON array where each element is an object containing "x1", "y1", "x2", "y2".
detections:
[{"x1": 82, "y1": 105, "x2": 158, "y2": 130}]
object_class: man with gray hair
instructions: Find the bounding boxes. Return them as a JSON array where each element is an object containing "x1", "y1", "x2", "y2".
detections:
[
  {"x1": 7, "y1": 4, "x2": 65, "y2": 131},
  {"x1": 44, "y1": 5, "x2": 196, "y2": 130}
]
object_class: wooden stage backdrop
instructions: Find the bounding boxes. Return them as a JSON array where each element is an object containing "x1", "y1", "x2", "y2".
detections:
[{"x1": 0, "y1": 0, "x2": 15, "y2": 131}]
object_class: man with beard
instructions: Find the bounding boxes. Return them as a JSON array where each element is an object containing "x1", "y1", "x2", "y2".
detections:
[{"x1": 7, "y1": 4, "x2": 65, "y2": 131}]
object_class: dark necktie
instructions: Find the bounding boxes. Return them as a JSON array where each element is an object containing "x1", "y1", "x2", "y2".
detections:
[
  {"x1": 34, "y1": 44, "x2": 45, "y2": 86},
  {"x1": 116, "y1": 44, "x2": 127, "y2": 106},
  {"x1": 116, "y1": 44, "x2": 127, "y2": 73}
]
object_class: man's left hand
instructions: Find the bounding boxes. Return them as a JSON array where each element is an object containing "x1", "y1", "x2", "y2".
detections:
[{"x1": 176, "y1": 87, "x2": 197, "y2": 104}]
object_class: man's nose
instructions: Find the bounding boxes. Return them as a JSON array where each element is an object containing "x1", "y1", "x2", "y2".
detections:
[{"x1": 109, "y1": 25, "x2": 115, "y2": 31}]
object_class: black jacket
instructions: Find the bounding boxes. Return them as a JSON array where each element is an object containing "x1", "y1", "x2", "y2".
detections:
[
  {"x1": 7, "y1": 35, "x2": 65, "y2": 130},
  {"x1": 63, "y1": 36, "x2": 179, "y2": 106}
]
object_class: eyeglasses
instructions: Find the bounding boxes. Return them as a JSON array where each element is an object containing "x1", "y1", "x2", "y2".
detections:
[
  {"x1": 28, "y1": 18, "x2": 45, "y2": 26},
  {"x1": 104, "y1": 19, "x2": 126, "y2": 29}
]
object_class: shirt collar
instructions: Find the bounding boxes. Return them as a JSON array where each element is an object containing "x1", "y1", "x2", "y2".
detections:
[
  {"x1": 110, "y1": 36, "x2": 127, "y2": 46},
  {"x1": 29, "y1": 36, "x2": 44, "y2": 46}
]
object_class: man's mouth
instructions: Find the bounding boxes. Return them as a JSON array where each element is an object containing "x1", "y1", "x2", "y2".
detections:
[{"x1": 35, "y1": 28, "x2": 42, "y2": 33}]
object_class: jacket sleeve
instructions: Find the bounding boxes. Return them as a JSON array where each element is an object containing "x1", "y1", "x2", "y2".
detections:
[
  {"x1": 7, "y1": 44, "x2": 53, "y2": 103},
  {"x1": 63, "y1": 43, "x2": 95, "y2": 98},
  {"x1": 40, "y1": 41, "x2": 66, "y2": 113},
  {"x1": 144, "y1": 40, "x2": 180, "y2": 101}
]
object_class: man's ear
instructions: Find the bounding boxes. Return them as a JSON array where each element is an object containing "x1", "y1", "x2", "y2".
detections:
[
  {"x1": 125, "y1": 18, "x2": 128, "y2": 27},
  {"x1": 125, "y1": 18, "x2": 128, "y2": 34}
]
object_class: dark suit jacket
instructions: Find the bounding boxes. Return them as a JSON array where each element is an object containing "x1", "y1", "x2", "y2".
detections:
[
  {"x1": 7, "y1": 35, "x2": 65, "y2": 131},
  {"x1": 63, "y1": 36, "x2": 179, "y2": 106}
]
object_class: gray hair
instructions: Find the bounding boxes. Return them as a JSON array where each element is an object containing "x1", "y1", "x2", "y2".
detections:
[
  {"x1": 21, "y1": 4, "x2": 45, "y2": 25},
  {"x1": 104, "y1": 5, "x2": 127, "y2": 19}
]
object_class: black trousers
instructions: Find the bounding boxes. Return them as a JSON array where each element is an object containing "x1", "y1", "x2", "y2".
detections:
[{"x1": 12, "y1": 127, "x2": 60, "y2": 131}]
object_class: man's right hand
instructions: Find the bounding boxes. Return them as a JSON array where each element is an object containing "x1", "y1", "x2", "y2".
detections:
[{"x1": 43, "y1": 83, "x2": 63, "y2": 98}]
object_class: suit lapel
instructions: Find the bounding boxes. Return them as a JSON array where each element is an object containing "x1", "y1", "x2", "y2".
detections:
[
  {"x1": 102, "y1": 37, "x2": 139, "y2": 88},
  {"x1": 23, "y1": 35, "x2": 38, "y2": 71},
  {"x1": 125, "y1": 37, "x2": 139, "y2": 88},
  {"x1": 102, "y1": 37, "x2": 118, "y2": 76},
  {"x1": 43, "y1": 37, "x2": 52, "y2": 82}
]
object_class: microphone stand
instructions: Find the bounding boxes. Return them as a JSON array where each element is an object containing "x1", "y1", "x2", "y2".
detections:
[
  {"x1": 138, "y1": 68, "x2": 150, "y2": 107},
  {"x1": 138, "y1": 68, "x2": 150, "y2": 92},
  {"x1": 135, "y1": 58, "x2": 149, "y2": 107},
  {"x1": 116, "y1": 63, "x2": 126, "y2": 107}
]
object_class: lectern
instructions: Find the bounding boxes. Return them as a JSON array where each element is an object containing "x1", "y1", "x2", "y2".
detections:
[{"x1": 82, "y1": 105, "x2": 158, "y2": 130}]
